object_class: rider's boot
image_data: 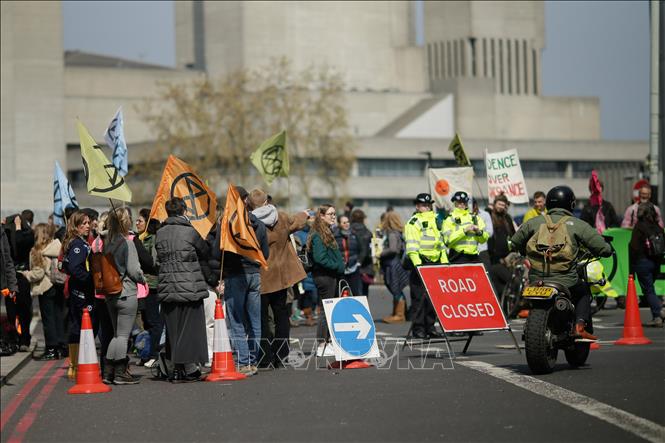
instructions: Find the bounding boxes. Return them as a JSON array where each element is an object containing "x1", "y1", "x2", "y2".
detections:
[{"x1": 575, "y1": 321, "x2": 597, "y2": 340}]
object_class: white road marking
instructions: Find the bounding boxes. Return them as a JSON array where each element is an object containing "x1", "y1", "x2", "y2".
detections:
[{"x1": 457, "y1": 360, "x2": 665, "y2": 443}]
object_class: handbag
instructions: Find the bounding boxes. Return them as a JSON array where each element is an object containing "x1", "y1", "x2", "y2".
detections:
[{"x1": 90, "y1": 252, "x2": 122, "y2": 296}]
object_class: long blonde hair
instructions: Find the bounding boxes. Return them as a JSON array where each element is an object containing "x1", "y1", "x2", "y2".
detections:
[
  {"x1": 62, "y1": 211, "x2": 89, "y2": 254},
  {"x1": 381, "y1": 211, "x2": 403, "y2": 232},
  {"x1": 30, "y1": 224, "x2": 52, "y2": 269},
  {"x1": 107, "y1": 208, "x2": 131, "y2": 243},
  {"x1": 307, "y1": 204, "x2": 337, "y2": 249}
]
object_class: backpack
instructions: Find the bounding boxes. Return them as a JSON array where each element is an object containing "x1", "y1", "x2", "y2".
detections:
[
  {"x1": 49, "y1": 255, "x2": 67, "y2": 285},
  {"x1": 526, "y1": 214, "x2": 576, "y2": 274},
  {"x1": 646, "y1": 231, "x2": 665, "y2": 258},
  {"x1": 90, "y1": 252, "x2": 122, "y2": 296}
]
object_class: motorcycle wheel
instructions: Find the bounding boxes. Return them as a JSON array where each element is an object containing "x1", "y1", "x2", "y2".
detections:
[
  {"x1": 565, "y1": 319, "x2": 592, "y2": 368},
  {"x1": 525, "y1": 308, "x2": 558, "y2": 374}
]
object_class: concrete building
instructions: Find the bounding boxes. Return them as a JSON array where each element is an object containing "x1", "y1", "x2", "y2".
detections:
[{"x1": 1, "y1": 1, "x2": 647, "y2": 225}]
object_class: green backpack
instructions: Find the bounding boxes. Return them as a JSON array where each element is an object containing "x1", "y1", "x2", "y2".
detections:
[{"x1": 526, "y1": 214, "x2": 575, "y2": 275}]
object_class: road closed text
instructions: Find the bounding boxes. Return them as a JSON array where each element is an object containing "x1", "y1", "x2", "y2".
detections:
[{"x1": 441, "y1": 303, "x2": 496, "y2": 319}]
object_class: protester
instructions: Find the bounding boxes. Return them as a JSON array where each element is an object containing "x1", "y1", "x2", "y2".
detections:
[
  {"x1": 102, "y1": 208, "x2": 145, "y2": 384},
  {"x1": 580, "y1": 172, "x2": 619, "y2": 232},
  {"x1": 522, "y1": 191, "x2": 547, "y2": 223},
  {"x1": 248, "y1": 188, "x2": 307, "y2": 369},
  {"x1": 307, "y1": 204, "x2": 344, "y2": 355},
  {"x1": 1, "y1": 229, "x2": 18, "y2": 311},
  {"x1": 350, "y1": 209, "x2": 374, "y2": 295},
  {"x1": 4, "y1": 213, "x2": 35, "y2": 352},
  {"x1": 379, "y1": 211, "x2": 409, "y2": 324},
  {"x1": 155, "y1": 197, "x2": 210, "y2": 383},
  {"x1": 136, "y1": 209, "x2": 163, "y2": 367},
  {"x1": 203, "y1": 218, "x2": 223, "y2": 366},
  {"x1": 21, "y1": 224, "x2": 65, "y2": 360},
  {"x1": 293, "y1": 212, "x2": 318, "y2": 326},
  {"x1": 91, "y1": 212, "x2": 115, "y2": 378},
  {"x1": 81, "y1": 208, "x2": 100, "y2": 244},
  {"x1": 216, "y1": 186, "x2": 270, "y2": 376},
  {"x1": 443, "y1": 191, "x2": 489, "y2": 264},
  {"x1": 334, "y1": 215, "x2": 362, "y2": 297},
  {"x1": 629, "y1": 202, "x2": 665, "y2": 327},
  {"x1": 405, "y1": 193, "x2": 448, "y2": 339},
  {"x1": 487, "y1": 194, "x2": 517, "y2": 297},
  {"x1": 62, "y1": 210, "x2": 95, "y2": 379},
  {"x1": 621, "y1": 184, "x2": 664, "y2": 229}
]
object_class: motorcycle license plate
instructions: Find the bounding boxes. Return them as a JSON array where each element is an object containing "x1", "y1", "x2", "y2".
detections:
[{"x1": 522, "y1": 286, "x2": 555, "y2": 297}]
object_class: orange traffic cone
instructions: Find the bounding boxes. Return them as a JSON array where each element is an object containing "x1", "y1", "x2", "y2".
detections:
[
  {"x1": 328, "y1": 360, "x2": 373, "y2": 369},
  {"x1": 206, "y1": 299, "x2": 246, "y2": 382},
  {"x1": 614, "y1": 275, "x2": 652, "y2": 346},
  {"x1": 68, "y1": 310, "x2": 111, "y2": 394},
  {"x1": 590, "y1": 342, "x2": 601, "y2": 350}
]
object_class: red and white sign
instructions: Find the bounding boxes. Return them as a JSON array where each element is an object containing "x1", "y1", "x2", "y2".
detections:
[{"x1": 417, "y1": 264, "x2": 508, "y2": 332}]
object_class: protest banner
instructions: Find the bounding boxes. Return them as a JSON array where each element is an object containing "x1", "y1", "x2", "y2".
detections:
[
  {"x1": 429, "y1": 167, "x2": 474, "y2": 210},
  {"x1": 485, "y1": 148, "x2": 528, "y2": 204}
]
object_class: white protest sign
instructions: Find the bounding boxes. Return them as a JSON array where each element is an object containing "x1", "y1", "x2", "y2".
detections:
[
  {"x1": 429, "y1": 167, "x2": 474, "y2": 210},
  {"x1": 485, "y1": 149, "x2": 528, "y2": 204}
]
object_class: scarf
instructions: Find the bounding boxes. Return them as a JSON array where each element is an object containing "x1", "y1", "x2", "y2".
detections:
[
  {"x1": 252, "y1": 204, "x2": 278, "y2": 228},
  {"x1": 589, "y1": 170, "x2": 606, "y2": 234}
]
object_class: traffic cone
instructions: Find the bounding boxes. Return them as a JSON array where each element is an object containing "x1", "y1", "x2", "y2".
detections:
[
  {"x1": 614, "y1": 275, "x2": 652, "y2": 346},
  {"x1": 590, "y1": 342, "x2": 601, "y2": 350},
  {"x1": 205, "y1": 299, "x2": 247, "y2": 382},
  {"x1": 68, "y1": 310, "x2": 111, "y2": 394},
  {"x1": 328, "y1": 359, "x2": 373, "y2": 369}
]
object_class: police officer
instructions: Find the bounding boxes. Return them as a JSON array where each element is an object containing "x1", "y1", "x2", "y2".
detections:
[
  {"x1": 442, "y1": 191, "x2": 489, "y2": 264},
  {"x1": 511, "y1": 186, "x2": 612, "y2": 340},
  {"x1": 404, "y1": 193, "x2": 448, "y2": 339}
]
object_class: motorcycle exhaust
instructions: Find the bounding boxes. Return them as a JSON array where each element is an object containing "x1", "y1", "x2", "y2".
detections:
[{"x1": 555, "y1": 297, "x2": 572, "y2": 312}]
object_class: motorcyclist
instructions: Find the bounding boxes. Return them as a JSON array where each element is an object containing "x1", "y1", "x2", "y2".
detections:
[{"x1": 510, "y1": 186, "x2": 612, "y2": 340}]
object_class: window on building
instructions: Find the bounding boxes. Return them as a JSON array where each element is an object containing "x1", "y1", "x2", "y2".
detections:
[
  {"x1": 515, "y1": 39, "x2": 520, "y2": 94},
  {"x1": 356, "y1": 159, "x2": 427, "y2": 177},
  {"x1": 532, "y1": 48, "x2": 538, "y2": 95},
  {"x1": 523, "y1": 40, "x2": 529, "y2": 95}
]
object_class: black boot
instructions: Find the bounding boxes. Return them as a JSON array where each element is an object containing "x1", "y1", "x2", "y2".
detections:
[
  {"x1": 103, "y1": 358, "x2": 115, "y2": 384},
  {"x1": 35, "y1": 347, "x2": 59, "y2": 361},
  {"x1": 59, "y1": 344, "x2": 69, "y2": 358},
  {"x1": 113, "y1": 358, "x2": 140, "y2": 385}
]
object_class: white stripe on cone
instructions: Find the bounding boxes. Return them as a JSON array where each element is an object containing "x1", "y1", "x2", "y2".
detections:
[
  {"x1": 213, "y1": 318, "x2": 233, "y2": 353},
  {"x1": 78, "y1": 328, "x2": 98, "y2": 365}
]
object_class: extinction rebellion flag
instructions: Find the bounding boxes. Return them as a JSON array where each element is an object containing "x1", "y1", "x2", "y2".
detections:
[
  {"x1": 53, "y1": 161, "x2": 79, "y2": 226},
  {"x1": 220, "y1": 184, "x2": 268, "y2": 269},
  {"x1": 148, "y1": 155, "x2": 217, "y2": 239},
  {"x1": 249, "y1": 130, "x2": 289, "y2": 186},
  {"x1": 77, "y1": 120, "x2": 132, "y2": 202}
]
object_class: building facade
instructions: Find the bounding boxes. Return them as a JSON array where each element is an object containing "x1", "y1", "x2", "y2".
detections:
[{"x1": 1, "y1": 1, "x2": 647, "y2": 225}]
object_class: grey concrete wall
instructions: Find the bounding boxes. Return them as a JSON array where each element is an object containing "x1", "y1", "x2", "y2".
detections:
[{"x1": 1, "y1": 1, "x2": 65, "y2": 216}]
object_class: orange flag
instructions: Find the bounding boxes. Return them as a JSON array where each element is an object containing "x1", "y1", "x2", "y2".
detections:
[
  {"x1": 148, "y1": 155, "x2": 217, "y2": 239},
  {"x1": 220, "y1": 184, "x2": 268, "y2": 269}
]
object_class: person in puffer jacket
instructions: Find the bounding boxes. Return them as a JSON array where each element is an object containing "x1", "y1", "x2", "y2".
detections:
[{"x1": 155, "y1": 197, "x2": 211, "y2": 383}]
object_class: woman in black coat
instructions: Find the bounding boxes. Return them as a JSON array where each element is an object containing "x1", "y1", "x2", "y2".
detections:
[{"x1": 629, "y1": 202, "x2": 665, "y2": 327}]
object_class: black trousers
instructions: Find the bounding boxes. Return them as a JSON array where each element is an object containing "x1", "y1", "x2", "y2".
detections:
[
  {"x1": 140, "y1": 288, "x2": 163, "y2": 359},
  {"x1": 259, "y1": 289, "x2": 290, "y2": 366},
  {"x1": 313, "y1": 273, "x2": 338, "y2": 341},
  {"x1": 38, "y1": 286, "x2": 66, "y2": 348},
  {"x1": 5, "y1": 273, "x2": 32, "y2": 346},
  {"x1": 95, "y1": 298, "x2": 113, "y2": 365},
  {"x1": 68, "y1": 288, "x2": 97, "y2": 344},
  {"x1": 449, "y1": 252, "x2": 481, "y2": 264},
  {"x1": 409, "y1": 269, "x2": 437, "y2": 335},
  {"x1": 569, "y1": 280, "x2": 592, "y2": 325},
  {"x1": 490, "y1": 263, "x2": 512, "y2": 296}
]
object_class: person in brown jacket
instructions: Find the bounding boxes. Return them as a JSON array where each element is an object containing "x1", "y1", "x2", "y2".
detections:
[{"x1": 248, "y1": 188, "x2": 308, "y2": 369}]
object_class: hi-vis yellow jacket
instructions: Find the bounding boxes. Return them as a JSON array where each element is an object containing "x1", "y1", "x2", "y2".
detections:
[
  {"x1": 442, "y1": 208, "x2": 490, "y2": 255},
  {"x1": 404, "y1": 211, "x2": 449, "y2": 266}
]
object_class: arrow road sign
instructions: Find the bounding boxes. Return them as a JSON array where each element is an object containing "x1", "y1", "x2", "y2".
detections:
[
  {"x1": 334, "y1": 314, "x2": 372, "y2": 340},
  {"x1": 323, "y1": 296, "x2": 379, "y2": 361}
]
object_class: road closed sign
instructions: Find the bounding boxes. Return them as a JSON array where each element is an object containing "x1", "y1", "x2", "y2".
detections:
[{"x1": 417, "y1": 264, "x2": 508, "y2": 332}]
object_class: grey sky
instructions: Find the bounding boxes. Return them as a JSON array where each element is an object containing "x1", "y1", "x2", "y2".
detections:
[{"x1": 62, "y1": 0, "x2": 650, "y2": 141}]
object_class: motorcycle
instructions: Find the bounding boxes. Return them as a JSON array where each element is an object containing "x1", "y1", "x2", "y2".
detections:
[{"x1": 521, "y1": 251, "x2": 606, "y2": 375}]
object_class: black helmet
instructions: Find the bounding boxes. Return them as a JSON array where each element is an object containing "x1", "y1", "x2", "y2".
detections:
[
  {"x1": 414, "y1": 193, "x2": 433, "y2": 205},
  {"x1": 451, "y1": 191, "x2": 469, "y2": 204},
  {"x1": 546, "y1": 186, "x2": 576, "y2": 211}
]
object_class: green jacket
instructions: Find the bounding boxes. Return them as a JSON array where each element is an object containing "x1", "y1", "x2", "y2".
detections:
[
  {"x1": 310, "y1": 232, "x2": 345, "y2": 276},
  {"x1": 510, "y1": 208, "x2": 612, "y2": 287}
]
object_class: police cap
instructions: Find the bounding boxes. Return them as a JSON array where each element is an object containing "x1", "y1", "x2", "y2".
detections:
[
  {"x1": 451, "y1": 191, "x2": 469, "y2": 203},
  {"x1": 414, "y1": 193, "x2": 433, "y2": 205}
]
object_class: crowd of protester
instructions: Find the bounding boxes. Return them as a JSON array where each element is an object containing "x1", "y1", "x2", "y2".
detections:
[{"x1": 0, "y1": 178, "x2": 663, "y2": 383}]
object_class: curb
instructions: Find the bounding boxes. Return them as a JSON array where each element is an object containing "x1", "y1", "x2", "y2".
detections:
[{"x1": 0, "y1": 342, "x2": 37, "y2": 387}]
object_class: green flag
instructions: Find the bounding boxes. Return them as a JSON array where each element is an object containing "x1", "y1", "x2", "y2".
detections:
[
  {"x1": 77, "y1": 119, "x2": 132, "y2": 202},
  {"x1": 448, "y1": 133, "x2": 471, "y2": 167},
  {"x1": 250, "y1": 130, "x2": 289, "y2": 185}
]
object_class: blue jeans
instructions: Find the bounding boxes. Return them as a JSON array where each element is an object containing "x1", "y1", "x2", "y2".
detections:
[
  {"x1": 634, "y1": 258, "x2": 661, "y2": 319},
  {"x1": 224, "y1": 273, "x2": 261, "y2": 366}
]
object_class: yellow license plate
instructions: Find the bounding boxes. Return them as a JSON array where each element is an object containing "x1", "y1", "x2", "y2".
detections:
[{"x1": 522, "y1": 286, "x2": 555, "y2": 297}]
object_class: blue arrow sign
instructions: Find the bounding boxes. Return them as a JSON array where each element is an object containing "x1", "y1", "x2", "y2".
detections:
[{"x1": 330, "y1": 297, "x2": 376, "y2": 358}]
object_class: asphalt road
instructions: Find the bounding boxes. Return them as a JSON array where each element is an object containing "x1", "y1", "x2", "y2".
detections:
[{"x1": 1, "y1": 287, "x2": 664, "y2": 443}]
